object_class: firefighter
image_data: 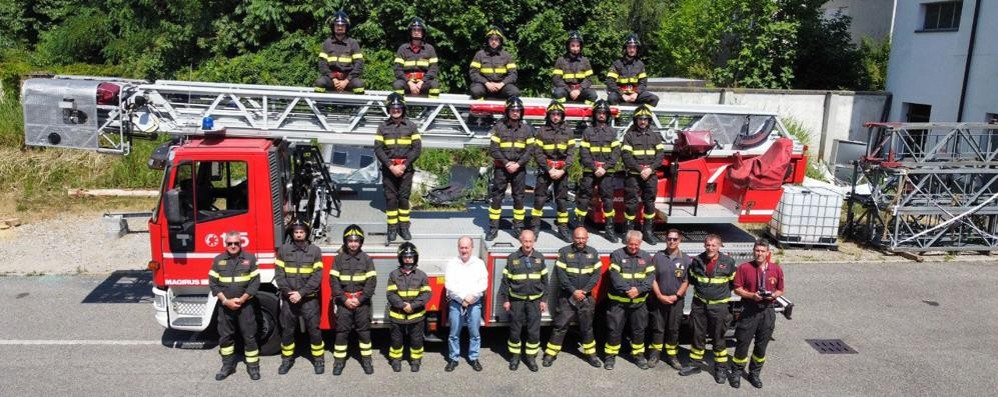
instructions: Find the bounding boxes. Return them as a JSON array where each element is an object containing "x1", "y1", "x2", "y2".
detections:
[
  {"x1": 606, "y1": 33, "x2": 659, "y2": 107},
  {"x1": 275, "y1": 221, "x2": 325, "y2": 375},
  {"x1": 469, "y1": 26, "x2": 520, "y2": 100},
  {"x1": 680, "y1": 234, "x2": 737, "y2": 384},
  {"x1": 486, "y1": 96, "x2": 536, "y2": 241},
  {"x1": 500, "y1": 229, "x2": 548, "y2": 372},
  {"x1": 552, "y1": 31, "x2": 598, "y2": 105},
  {"x1": 209, "y1": 231, "x2": 261, "y2": 381},
  {"x1": 543, "y1": 227, "x2": 603, "y2": 368},
  {"x1": 603, "y1": 230, "x2": 654, "y2": 370},
  {"x1": 375, "y1": 93, "x2": 422, "y2": 243},
  {"x1": 575, "y1": 99, "x2": 621, "y2": 243},
  {"x1": 647, "y1": 228, "x2": 690, "y2": 370},
  {"x1": 531, "y1": 101, "x2": 576, "y2": 242},
  {"x1": 393, "y1": 17, "x2": 440, "y2": 98},
  {"x1": 621, "y1": 104, "x2": 663, "y2": 245},
  {"x1": 314, "y1": 11, "x2": 365, "y2": 94},
  {"x1": 730, "y1": 239, "x2": 785, "y2": 389},
  {"x1": 386, "y1": 242, "x2": 432, "y2": 373},
  {"x1": 330, "y1": 224, "x2": 377, "y2": 375}
]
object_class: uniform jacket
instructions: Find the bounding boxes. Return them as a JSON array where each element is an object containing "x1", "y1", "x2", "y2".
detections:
[
  {"x1": 319, "y1": 36, "x2": 364, "y2": 79},
  {"x1": 209, "y1": 251, "x2": 260, "y2": 300},
  {"x1": 330, "y1": 249, "x2": 377, "y2": 305},
  {"x1": 579, "y1": 122, "x2": 620, "y2": 171},
  {"x1": 275, "y1": 242, "x2": 323, "y2": 297},
  {"x1": 499, "y1": 249, "x2": 548, "y2": 303},
  {"x1": 607, "y1": 247, "x2": 654, "y2": 306},
  {"x1": 489, "y1": 120, "x2": 536, "y2": 167},
  {"x1": 621, "y1": 125, "x2": 665, "y2": 173},
  {"x1": 554, "y1": 244, "x2": 602, "y2": 297},
  {"x1": 386, "y1": 267, "x2": 431, "y2": 324},
  {"x1": 374, "y1": 118, "x2": 422, "y2": 169},
  {"x1": 470, "y1": 48, "x2": 517, "y2": 84},
  {"x1": 553, "y1": 54, "x2": 595, "y2": 89},
  {"x1": 394, "y1": 42, "x2": 439, "y2": 81}
]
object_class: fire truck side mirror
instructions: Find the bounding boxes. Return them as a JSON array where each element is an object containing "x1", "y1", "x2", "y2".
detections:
[{"x1": 164, "y1": 189, "x2": 184, "y2": 225}]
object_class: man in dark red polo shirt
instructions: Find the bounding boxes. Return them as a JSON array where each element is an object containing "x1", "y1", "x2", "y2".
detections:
[{"x1": 730, "y1": 239, "x2": 785, "y2": 389}]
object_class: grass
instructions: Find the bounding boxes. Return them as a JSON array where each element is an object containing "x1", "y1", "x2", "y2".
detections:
[{"x1": 783, "y1": 117, "x2": 830, "y2": 182}]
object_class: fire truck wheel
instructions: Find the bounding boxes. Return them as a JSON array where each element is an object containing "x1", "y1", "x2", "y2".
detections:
[{"x1": 254, "y1": 291, "x2": 282, "y2": 356}]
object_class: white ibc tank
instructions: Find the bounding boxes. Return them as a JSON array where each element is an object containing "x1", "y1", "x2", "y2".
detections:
[{"x1": 768, "y1": 185, "x2": 844, "y2": 245}]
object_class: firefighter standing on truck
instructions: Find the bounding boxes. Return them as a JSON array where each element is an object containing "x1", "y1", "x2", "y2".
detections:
[
  {"x1": 500, "y1": 229, "x2": 548, "y2": 372},
  {"x1": 647, "y1": 228, "x2": 690, "y2": 371},
  {"x1": 606, "y1": 33, "x2": 659, "y2": 107},
  {"x1": 531, "y1": 101, "x2": 576, "y2": 242},
  {"x1": 543, "y1": 227, "x2": 603, "y2": 368},
  {"x1": 486, "y1": 97, "x2": 536, "y2": 241},
  {"x1": 730, "y1": 239, "x2": 785, "y2": 389},
  {"x1": 680, "y1": 233, "x2": 737, "y2": 384},
  {"x1": 375, "y1": 93, "x2": 422, "y2": 243},
  {"x1": 603, "y1": 230, "x2": 654, "y2": 370},
  {"x1": 393, "y1": 17, "x2": 440, "y2": 98},
  {"x1": 209, "y1": 231, "x2": 261, "y2": 381},
  {"x1": 386, "y1": 242, "x2": 432, "y2": 373},
  {"x1": 330, "y1": 224, "x2": 377, "y2": 376},
  {"x1": 469, "y1": 26, "x2": 520, "y2": 100},
  {"x1": 314, "y1": 11, "x2": 365, "y2": 94},
  {"x1": 575, "y1": 99, "x2": 621, "y2": 243},
  {"x1": 552, "y1": 31, "x2": 598, "y2": 105},
  {"x1": 275, "y1": 221, "x2": 326, "y2": 375},
  {"x1": 621, "y1": 104, "x2": 663, "y2": 245}
]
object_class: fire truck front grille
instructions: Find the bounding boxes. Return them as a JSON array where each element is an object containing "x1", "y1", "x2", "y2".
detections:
[{"x1": 172, "y1": 295, "x2": 208, "y2": 316}]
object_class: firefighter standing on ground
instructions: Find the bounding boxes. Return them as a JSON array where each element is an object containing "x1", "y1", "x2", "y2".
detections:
[
  {"x1": 314, "y1": 11, "x2": 365, "y2": 94},
  {"x1": 682, "y1": 233, "x2": 737, "y2": 384},
  {"x1": 543, "y1": 227, "x2": 603, "y2": 368},
  {"x1": 375, "y1": 93, "x2": 422, "y2": 243},
  {"x1": 606, "y1": 33, "x2": 659, "y2": 107},
  {"x1": 486, "y1": 97, "x2": 536, "y2": 241},
  {"x1": 603, "y1": 230, "x2": 654, "y2": 370},
  {"x1": 500, "y1": 229, "x2": 548, "y2": 372},
  {"x1": 386, "y1": 242, "x2": 432, "y2": 373},
  {"x1": 531, "y1": 101, "x2": 576, "y2": 242},
  {"x1": 275, "y1": 221, "x2": 325, "y2": 375},
  {"x1": 552, "y1": 31, "x2": 598, "y2": 105},
  {"x1": 575, "y1": 99, "x2": 621, "y2": 243},
  {"x1": 393, "y1": 17, "x2": 440, "y2": 98},
  {"x1": 621, "y1": 104, "x2": 663, "y2": 245},
  {"x1": 209, "y1": 231, "x2": 261, "y2": 381},
  {"x1": 469, "y1": 26, "x2": 520, "y2": 100},
  {"x1": 330, "y1": 225, "x2": 378, "y2": 375},
  {"x1": 730, "y1": 240, "x2": 785, "y2": 389},
  {"x1": 647, "y1": 228, "x2": 690, "y2": 370}
]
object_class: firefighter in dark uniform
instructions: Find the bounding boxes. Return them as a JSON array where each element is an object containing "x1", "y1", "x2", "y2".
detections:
[
  {"x1": 603, "y1": 230, "x2": 654, "y2": 370},
  {"x1": 375, "y1": 93, "x2": 422, "y2": 243},
  {"x1": 393, "y1": 17, "x2": 440, "y2": 98},
  {"x1": 499, "y1": 229, "x2": 548, "y2": 372},
  {"x1": 606, "y1": 33, "x2": 659, "y2": 107},
  {"x1": 542, "y1": 227, "x2": 603, "y2": 368},
  {"x1": 681, "y1": 233, "x2": 737, "y2": 384},
  {"x1": 209, "y1": 231, "x2": 261, "y2": 381},
  {"x1": 647, "y1": 228, "x2": 690, "y2": 370},
  {"x1": 275, "y1": 221, "x2": 326, "y2": 375},
  {"x1": 621, "y1": 104, "x2": 663, "y2": 245},
  {"x1": 575, "y1": 99, "x2": 621, "y2": 243},
  {"x1": 386, "y1": 242, "x2": 432, "y2": 373},
  {"x1": 531, "y1": 101, "x2": 576, "y2": 242},
  {"x1": 486, "y1": 96, "x2": 536, "y2": 241},
  {"x1": 314, "y1": 11, "x2": 365, "y2": 94},
  {"x1": 469, "y1": 26, "x2": 520, "y2": 100},
  {"x1": 552, "y1": 31, "x2": 598, "y2": 105},
  {"x1": 330, "y1": 224, "x2": 377, "y2": 375},
  {"x1": 551, "y1": 30, "x2": 599, "y2": 105},
  {"x1": 730, "y1": 239, "x2": 785, "y2": 389}
]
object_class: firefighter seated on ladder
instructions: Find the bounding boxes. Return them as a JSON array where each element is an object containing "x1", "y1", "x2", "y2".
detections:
[
  {"x1": 469, "y1": 26, "x2": 520, "y2": 100},
  {"x1": 375, "y1": 93, "x2": 422, "y2": 243},
  {"x1": 552, "y1": 31, "x2": 597, "y2": 105},
  {"x1": 606, "y1": 33, "x2": 659, "y2": 107},
  {"x1": 314, "y1": 11, "x2": 365, "y2": 94},
  {"x1": 393, "y1": 17, "x2": 440, "y2": 98}
]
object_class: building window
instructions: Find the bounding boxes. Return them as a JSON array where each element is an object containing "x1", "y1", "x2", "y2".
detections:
[
  {"x1": 921, "y1": 1, "x2": 962, "y2": 31},
  {"x1": 902, "y1": 103, "x2": 932, "y2": 158}
]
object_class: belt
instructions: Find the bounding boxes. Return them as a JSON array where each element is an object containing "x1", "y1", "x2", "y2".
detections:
[
  {"x1": 620, "y1": 84, "x2": 636, "y2": 94},
  {"x1": 390, "y1": 158, "x2": 407, "y2": 166},
  {"x1": 330, "y1": 71, "x2": 348, "y2": 80},
  {"x1": 344, "y1": 291, "x2": 363, "y2": 300},
  {"x1": 546, "y1": 159, "x2": 566, "y2": 169},
  {"x1": 406, "y1": 72, "x2": 425, "y2": 81}
]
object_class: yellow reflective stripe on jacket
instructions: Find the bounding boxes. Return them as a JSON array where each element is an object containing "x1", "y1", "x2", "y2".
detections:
[
  {"x1": 508, "y1": 290, "x2": 544, "y2": 300},
  {"x1": 608, "y1": 293, "x2": 647, "y2": 304},
  {"x1": 536, "y1": 141, "x2": 572, "y2": 150},
  {"x1": 503, "y1": 267, "x2": 548, "y2": 280},
  {"x1": 581, "y1": 140, "x2": 619, "y2": 153},
  {"x1": 494, "y1": 136, "x2": 534, "y2": 148},
  {"x1": 352, "y1": 52, "x2": 364, "y2": 60},
  {"x1": 389, "y1": 310, "x2": 426, "y2": 320},
  {"x1": 552, "y1": 69, "x2": 564, "y2": 76},
  {"x1": 399, "y1": 58, "x2": 437, "y2": 67},
  {"x1": 610, "y1": 263, "x2": 653, "y2": 279},
  {"x1": 480, "y1": 67, "x2": 508, "y2": 74},
  {"x1": 607, "y1": 71, "x2": 620, "y2": 80},
  {"x1": 332, "y1": 270, "x2": 376, "y2": 282},
  {"x1": 561, "y1": 70, "x2": 594, "y2": 80},
  {"x1": 210, "y1": 269, "x2": 259, "y2": 283},
  {"x1": 470, "y1": 61, "x2": 482, "y2": 68},
  {"x1": 283, "y1": 266, "x2": 316, "y2": 275},
  {"x1": 396, "y1": 290, "x2": 424, "y2": 298},
  {"x1": 556, "y1": 260, "x2": 601, "y2": 274},
  {"x1": 320, "y1": 53, "x2": 355, "y2": 63},
  {"x1": 694, "y1": 293, "x2": 730, "y2": 304},
  {"x1": 692, "y1": 273, "x2": 735, "y2": 284}
]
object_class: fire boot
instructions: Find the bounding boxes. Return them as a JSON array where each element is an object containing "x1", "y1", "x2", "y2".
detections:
[
  {"x1": 529, "y1": 216, "x2": 540, "y2": 238},
  {"x1": 387, "y1": 225, "x2": 398, "y2": 244},
  {"x1": 332, "y1": 359, "x2": 346, "y2": 376},
  {"x1": 361, "y1": 356, "x2": 374, "y2": 375},
  {"x1": 485, "y1": 224, "x2": 499, "y2": 241},
  {"x1": 508, "y1": 354, "x2": 520, "y2": 371},
  {"x1": 399, "y1": 224, "x2": 412, "y2": 241},
  {"x1": 646, "y1": 350, "x2": 660, "y2": 368},
  {"x1": 713, "y1": 362, "x2": 729, "y2": 384},
  {"x1": 410, "y1": 359, "x2": 421, "y2": 373},
  {"x1": 665, "y1": 356, "x2": 682, "y2": 370},
  {"x1": 277, "y1": 357, "x2": 294, "y2": 375},
  {"x1": 603, "y1": 355, "x2": 616, "y2": 370},
  {"x1": 511, "y1": 221, "x2": 524, "y2": 239},
  {"x1": 312, "y1": 357, "x2": 324, "y2": 375},
  {"x1": 748, "y1": 372, "x2": 764, "y2": 389},
  {"x1": 391, "y1": 359, "x2": 402, "y2": 373},
  {"x1": 642, "y1": 221, "x2": 658, "y2": 245},
  {"x1": 728, "y1": 367, "x2": 742, "y2": 388},
  {"x1": 214, "y1": 355, "x2": 236, "y2": 381},
  {"x1": 524, "y1": 355, "x2": 539, "y2": 372},
  {"x1": 246, "y1": 362, "x2": 261, "y2": 381},
  {"x1": 556, "y1": 223, "x2": 570, "y2": 243},
  {"x1": 635, "y1": 356, "x2": 649, "y2": 370},
  {"x1": 604, "y1": 221, "x2": 618, "y2": 243},
  {"x1": 586, "y1": 354, "x2": 603, "y2": 368},
  {"x1": 542, "y1": 354, "x2": 556, "y2": 367}
]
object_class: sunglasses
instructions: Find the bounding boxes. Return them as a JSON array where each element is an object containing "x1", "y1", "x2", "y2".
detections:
[
  {"x1": 225, "y1": 241, "x2": 241, "y2": 247},
  {"x1": 666, "y1": 237, "x2": 680, "y2": 241}
]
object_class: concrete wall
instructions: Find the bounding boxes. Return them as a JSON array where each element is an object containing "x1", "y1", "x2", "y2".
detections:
[{"x1": 823, "y1": 0, "x2": 896, "y2": 43}]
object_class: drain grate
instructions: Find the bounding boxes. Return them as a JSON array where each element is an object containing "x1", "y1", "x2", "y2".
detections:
[{"x1": 806, "y1": 339, "x2": 858, "y2": 354}]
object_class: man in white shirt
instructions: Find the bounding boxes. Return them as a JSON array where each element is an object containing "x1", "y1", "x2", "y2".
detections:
[{"x1": 444, "y1": 236, "x2": 489, "y2": 372}]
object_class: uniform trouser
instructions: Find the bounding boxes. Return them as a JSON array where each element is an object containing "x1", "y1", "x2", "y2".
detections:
[
  {"x1": 604, "y1": 300, "x2": 648, "y2": 358},
  {"x1": 624, "y1": 173, "x2": 658, "y2": 223},
  {"x1": 545, "y1": 296, "x2": 596, "y2": 357},
  {"x1": 575, "y1": 172, "x2": 616, "y2": 222},
  {"x1": 279, "y1": 296, "x2": 324, "y2": 359},
  {"x1": 552, "y1": 87, "x2": 598, "y2": 105},
  {"x1": 217, "y1": 304, "x2": 259, "y2": 364},
  {"x1": 392, "y1": 79, "x2": 440, "y2": 98},
  {"x1": 383, "y1": 167, "x2": 414, "y2": 228},
  {"x1": 648, "y1": 298, "x2": 684, "y2": 358},
  {"x1": 470, "y1": 82, "x2": 520, "y2": 99},
  {"x1": 389, "y1": 319, "x2": 425, "y2": 361},
  {"x1": 507, "y1": 299, "x2": 542, "y2": 357},
  {"x1": 489, "y1": 166, "x2": 527, "y2": 228},
  {"x1": 313, "y1": 75, "x2": 365, "y2": 94},
  {"x1": 690, "y1": 299, "x2": 731, "y2": 366},
  {"x1": 333, "y1": 303, "x2": 372, "y2": 360},
  {"x1": 533, "y1": 170, "x2": 570, "y2": 226},
  {"x1": 607, "y1": 90, "x2": 660, "y2": 107},
  {"x1": 732, "y1": 305, "x2": 776, "y2": 375}
]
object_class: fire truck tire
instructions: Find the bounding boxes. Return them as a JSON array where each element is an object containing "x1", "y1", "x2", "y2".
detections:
[{"x1": 254, "y1": 291, "x2": 282, "y2": 356}]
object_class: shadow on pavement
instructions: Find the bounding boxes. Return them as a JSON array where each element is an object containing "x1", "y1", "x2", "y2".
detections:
[{"x1": 81, "y1": 270, "x2": 154, "y2": 304}]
